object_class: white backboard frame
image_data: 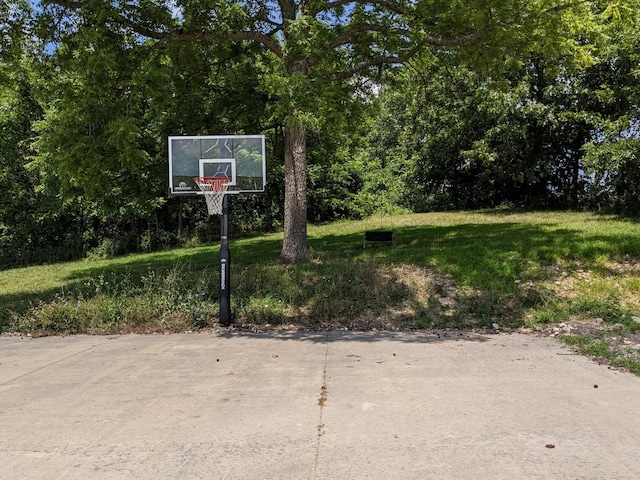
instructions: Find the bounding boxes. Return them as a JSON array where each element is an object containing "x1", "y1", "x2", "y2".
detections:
[{"x1": 199, "y1": 159, "x2": 237, "y2": 186}]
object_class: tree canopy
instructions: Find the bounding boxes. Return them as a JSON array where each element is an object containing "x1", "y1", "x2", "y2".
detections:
[
  {"x1": 27, "y1": 0, "x2": 610, "y2": 263},
  {"x1": 1, "y1": 1, "x2": 639, "y2": 268}
]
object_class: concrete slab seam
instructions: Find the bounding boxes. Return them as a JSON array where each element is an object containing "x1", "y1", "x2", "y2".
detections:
[{"x1": 313, "y1": 332, "x2": 330, "y2": 478}]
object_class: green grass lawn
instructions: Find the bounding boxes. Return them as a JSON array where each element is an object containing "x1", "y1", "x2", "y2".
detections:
[{"x1": 2, "y1": 210, "x2": 640, "y2": 372}]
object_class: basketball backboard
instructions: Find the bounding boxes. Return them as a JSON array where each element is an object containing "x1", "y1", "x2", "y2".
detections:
[{"x1": 168, "y1": 135, "x2": 266, "y2": 195}]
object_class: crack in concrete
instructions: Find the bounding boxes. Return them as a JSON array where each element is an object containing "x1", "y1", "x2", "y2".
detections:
[
  {"x1": 312, "y1": 332, "x2": 330, "y2": 478},
  {"x1": 0, "y1": 337, "x2": 118, "y2": 386}
]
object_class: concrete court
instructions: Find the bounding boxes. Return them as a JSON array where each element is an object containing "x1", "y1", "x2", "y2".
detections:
[{"x1": 1, "y1": 331, "x2": 640, "y2": 479}]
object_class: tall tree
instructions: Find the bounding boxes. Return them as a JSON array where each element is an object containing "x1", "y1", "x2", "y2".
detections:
[
  {"x1": 581, "y1": 2, "x2": 640, "y2": 214},
  {"x1": 37, "y1": 0, "x2": 602, "y2": 262},
  {"x1": 1, "y1": 1, "x2": 33, "y2": 265}
]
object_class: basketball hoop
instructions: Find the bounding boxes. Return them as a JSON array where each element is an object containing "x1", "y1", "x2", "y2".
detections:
[{"x1": 193, "y1": 176, "x2": 231, "y2": 215}]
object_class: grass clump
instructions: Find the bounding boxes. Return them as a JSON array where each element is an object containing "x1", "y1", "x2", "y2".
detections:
[
  {"x1": 561, "y1": 335, "x2": 640, "y2": 376},
  {"x1": 232, "y1": 258, "x2": 417, "y2": 329},
  {"x1": 8, "y1": 262, "x2": 219, "y2": 335}
]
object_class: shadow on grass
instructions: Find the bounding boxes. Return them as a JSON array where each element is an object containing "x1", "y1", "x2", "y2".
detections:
[
  {"x1": 62, "y1": 238, "x2": 285, "y2": 283},
  {"x1": 320, "y1": 221, "x2": 640, "y2": 282}
]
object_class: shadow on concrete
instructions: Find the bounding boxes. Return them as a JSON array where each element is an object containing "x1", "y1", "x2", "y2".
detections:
[{"x1": 217, "y1": 330, "x2": 493, "y2": 344}]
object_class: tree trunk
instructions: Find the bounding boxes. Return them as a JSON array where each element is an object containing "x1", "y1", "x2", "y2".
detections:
[{"x1": 280, "y1": 122, "x2": 309, "y2": 263}]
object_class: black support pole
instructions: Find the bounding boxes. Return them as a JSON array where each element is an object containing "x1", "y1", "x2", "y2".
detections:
[{"x1": 219, "y1": 195, "x2": 231, "y2": 326}]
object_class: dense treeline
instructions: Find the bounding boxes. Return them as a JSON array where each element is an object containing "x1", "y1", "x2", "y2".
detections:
[
  {"x1": 1, "y1": 1, "x2": 638, "y2": 269},
  {"x1": 372, "y1": 43, "x2": 640, "y2": 213}
]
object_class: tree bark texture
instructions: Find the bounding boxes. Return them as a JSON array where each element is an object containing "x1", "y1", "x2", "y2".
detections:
[{"x1": 280, "y1": 122, "x2": 309, "y2": 263}]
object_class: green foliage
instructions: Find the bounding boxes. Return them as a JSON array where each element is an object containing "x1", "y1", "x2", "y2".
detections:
[
  {"x1": 581, "y1": 23, "x2": 640, "y2": 213},
  {"x1": 11, "y1": 262, "x2": 218, "y2": 335},
  {"x1": 35, "y1": 0, "x2": 613, "y2": 264},
  {"x1": 32, "y1": 29, "x2": 157, "y2": 202},
  {"x1": 371, "y1": 23, "x2": 640, "y2": 213},
  {"x1": 560, "y1": 336, "x2": 640, "y2": 376},
  {"x1": 530, "y1": 293, "x2": 634, "y2": 326},
  {"x1": 2, "y1": 0, "x2": 640, "y2": 268},
  {"x1": 0, "y1": 55, "x2": 92, "y2": 267}
]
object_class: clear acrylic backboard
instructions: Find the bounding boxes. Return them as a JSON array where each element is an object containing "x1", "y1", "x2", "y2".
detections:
[{"x1": 168, "y1": 135, "x2": 266, "y2": 196}]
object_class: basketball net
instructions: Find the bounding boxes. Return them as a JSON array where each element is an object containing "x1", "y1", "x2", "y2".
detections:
[{"x1": 193, "y1": 176, "x2": 231, "y2": 215}]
